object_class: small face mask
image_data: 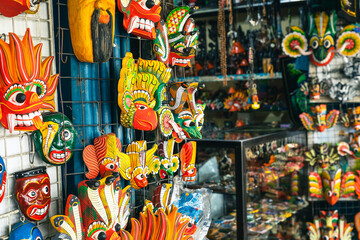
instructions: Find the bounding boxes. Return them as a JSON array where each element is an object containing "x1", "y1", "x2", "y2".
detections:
[
  {"x1": 0, "y1": 0, "x2": 40, "y2": 17},
  {"x1": 0, "y1": 29, "x2": 59, "y2": 133},
  {"x1": 180, "y1": 141, "x2": 197, "y2": 182},
  {"x1": 117, "y1": 0, "x2": 161, "y2": 40},
  {"x1": 32, "y1": 113, "x2": 76, "y2": 165},
  {"x1": 68, "y1": 0, "x2": 115, "y2": 62},
  {"x1": 0, "y1": 156, "x2": 6, "y2": 203},
  {"x1": 9, "y1": 221, "x2": 43, "y2": 240},
  {"x1": 15, "y1": 167, "x2": 51, "y2": 221}
]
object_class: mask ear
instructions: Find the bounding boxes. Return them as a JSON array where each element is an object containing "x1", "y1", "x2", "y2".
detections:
[
  {"x1": 123, "y1": 91, "x2": 133, "y2": 111},
  {"x1": 83, "y1": 145, "x2": 99, "y2": 179}
]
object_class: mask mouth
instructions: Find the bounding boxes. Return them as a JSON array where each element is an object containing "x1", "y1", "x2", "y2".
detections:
[
  {"x1": 49, "y1": 149, "x2": 71, "y2": 163},
  {"x1": 91, "y1": 9, "x2": 113, "y2": 63},
  {"x1": 7, "y1": 111, "x2": 43, "y2": 133},
  {"x1": 310, "y1": 46, "x2": 335, "y2": 66},
  {"x1": 127, "y1": 16, "x2": 156, "y2": 39}
]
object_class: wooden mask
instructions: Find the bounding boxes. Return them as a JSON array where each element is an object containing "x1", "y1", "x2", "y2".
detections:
[
  {"x1": 51, "y1": 174, "x2": 132, "y2": 239},
  {"x1": 166, "y1": 6, "x2": 198, "y2": 67},
  {"x1": 157, "y1": 138, "x2": 179, "y2": 179},
  {"x1": 0, "y1": 156, "x2": 6, "y2": 204},
  {"x1": 0, "y1": 29, "x2": 59, "y2": 133},
  {"x1": 32, "y1": 112, "x2": 77, "y2": 165},
  {"x1": 169, "y1": 82, "x2": 205, "y2": 139},
  {"x1": 14, "y1": 167, "x2": 50, "y2": 221},
  {"x1": 299, "y1": 104, "x2": 339, "y2": 132},
  {"x1": 118, "y1": 52, "x2": 171, "y2": 131},
  {"x1": 68, "y1": 0, "x2": 115, "y2": 62},
  {"x1": 9, "y1": 221, "x2": 43, "y2": 240},
  {"x1": 119, "y1": 141, "x2": 160, "y2": 189},
  {"x1": 180, "y1": 141, "x2": 197, "y2": 182},
  {"x1": 117, "y1": 0, "x2": 161, "y2": 40},
  {"x1": 0, "y1": 0, "x2": 40, "y2": 17},
  {"x1": 83, "y1": 133, "x2": 130, "y2": 179}
]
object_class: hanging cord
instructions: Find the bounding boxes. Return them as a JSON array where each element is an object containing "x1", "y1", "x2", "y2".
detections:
[{"x1": 218, "y1": 0, "x2": 227, "y2": 86}]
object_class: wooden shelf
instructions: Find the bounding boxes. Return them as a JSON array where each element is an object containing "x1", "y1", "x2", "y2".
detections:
[
  {"x1": 309, "y1": 96, "x2": 360, "y2": 104},
  {"x1": 172, "y1": 72, "x2": 282, "y2": 82}
]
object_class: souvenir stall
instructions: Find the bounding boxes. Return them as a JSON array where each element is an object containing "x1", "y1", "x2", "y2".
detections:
[{"x1": 1, "y1": 0, "x2": 360, "y2": 240}]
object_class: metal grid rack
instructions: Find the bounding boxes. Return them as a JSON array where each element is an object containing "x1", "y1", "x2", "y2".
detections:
[{"x1": 0, "y1": 2, "x2": 63, "y2": 239}]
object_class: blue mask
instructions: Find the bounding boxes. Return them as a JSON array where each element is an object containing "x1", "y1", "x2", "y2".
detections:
[
  {"x1": 9, "y1": 221, "x2": 43, "y2": 240},
  {"x1": 0, "y1": 156, "x2": 6, "y2": 203}
]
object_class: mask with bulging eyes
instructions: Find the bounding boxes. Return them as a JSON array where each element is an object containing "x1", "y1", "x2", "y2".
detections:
[
  {"x1": 9, "y1": 221, "x2": 43, "y2": 240},
  {"x1": 117, "y1": 0, "x2": 161, "y2": 40},
  {"x1": 0, "y1": 0, "x2": 40, "y2": 17},
  {"x1": 14, "y1": 167, "x2": 51, "y2": 221},
  {"x1": 169, "y1": 82, "x2": 205, "y2": 139},
  {"x1": 0, "y1": 29, "x2": 59, "y2": 133},
  {"x1": 32, "y1": 112, "x2": 77, "y2": 165}
]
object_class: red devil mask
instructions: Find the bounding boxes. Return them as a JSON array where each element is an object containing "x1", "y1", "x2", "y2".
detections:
[
  {"x1": 117, "y1": 0, "x2": 161, "y2": 40},
  {"x1": 15, "y1": 167, "x2": 51, "y2": 221},
  {"x1": 0, "y1": 0, "x2": 40, "y2": 17},
  {"x1": 0, "y1": 29, "x2": 59, "y2": 133}
]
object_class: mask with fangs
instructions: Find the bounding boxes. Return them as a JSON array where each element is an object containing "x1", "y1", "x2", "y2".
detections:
[
  {"x1": 0, "y1": 29, "x2": 59, "y2": 133},
  {"x1": 117, "y1": 0, "x2": 161, "y2": 40}
]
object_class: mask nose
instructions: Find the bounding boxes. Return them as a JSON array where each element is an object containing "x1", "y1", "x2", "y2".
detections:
[{"x1": 28, "y1": 92, "x2": 40, "y2": 105}]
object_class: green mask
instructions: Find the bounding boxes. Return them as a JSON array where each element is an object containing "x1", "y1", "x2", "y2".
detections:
[{"x1": 32, "y1": 112, "x2": 77, "y2": 165}]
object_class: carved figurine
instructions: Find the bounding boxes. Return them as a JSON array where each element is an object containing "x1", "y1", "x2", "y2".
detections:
[
  {"x1": 300, "y1": 77, "x2": 328, "y2": 100},
  {"x1": 0, "y1": 0, "x2": 40, "y2": 17},
  {"x1": 307, "y1": 211, "x2": 353, "y2": 240},
  {"x1": 118, "y1": 52, "x2": 171, "y2": 131},
  {"x1": 32, "y1": 112, "x2": 77, "y2": 165},
  {"x1": 305, "y1": 143, "x2": 339, "y2": 170},
  {"x1": 169, "y1": 82, "x2": 205, "y2": 139},
  {"x1": 14, "y1": 167, "x2": 50, "y2": 221},
  {"x1": 342, "y1": 106, "x2": 360, "y2": 130},
  {"x1": 157, "y1": 138, "x2": 179, "y2": 179},
  {"x1": 0, "y1": 156, "x2": 6, "y2": 204},
  {"x1": 9, "y1": 221, "x2": 43, "y2": 240},
  {"x1": 119, "y1": 141, "x2": 159, "y2": 189},
  {"x1": 299, "y1": 104, "x2": 339, "y2": 132},
  {"x1": 0, "y1": 29, "x2": 59, "y2": 133},
  {"x1": 83, "y1": 133, "x2": 130, "y2": 179},
  {"x1": 51, "y1": 174, "x2": 132, "y2": 239},
  {"x1": 180, "y1": 141, "x2": 197, "y2": 182},
  {"x1": 166, "y1": 6, "x2": 199, "y2": 67},
  {"x1": 282, "y1": 11, "x2": 360, "y2": 66},
  {"x1": 309, "y1": 165, "x2": 355, "y2": 205},
  {"x1": 68, "y1": 0, "x2": 115, "y2": 62},
  {"x1": 117, "y1": 0, "x2": 161, "y2": 40}
]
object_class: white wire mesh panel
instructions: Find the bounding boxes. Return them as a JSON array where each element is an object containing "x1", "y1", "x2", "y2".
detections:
[{"x1": 0, "y1": 2, "x2": 62, "y2": 239}]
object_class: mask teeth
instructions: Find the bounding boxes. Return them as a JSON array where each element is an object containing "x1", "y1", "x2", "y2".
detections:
[{"x1": 7, "y1": 114, "x2": 15, "y2": 133}]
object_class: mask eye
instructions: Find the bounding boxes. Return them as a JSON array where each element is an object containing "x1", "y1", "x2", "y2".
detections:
[
  {"x1": 43, "y1": 185, "x2": 49, "y2": 195},
  {"x1": 323, "y1": 39, "x2": 332, "y2": 48},
  {"x1": 35, "y1": 237, "x2": 41, "y2": 240},
  {"x1": 135, "y1": 103, "x2": 148, "y2": 110},
  {"x1": 311, "y1": 39, "x2": 319, "y2": 49},
  {"x1": 0, "y1": 164, "x2": 3, "y2": 173},
  {"x1": 106, "y1": 162, "x2": 115, "y2": 170},
  {"x1": 327, "y1": 191, "x2": 332, "y2": 197},
  {"x1": 188, "y1": 169, "x2": 194, "y2": 174},
  {"x1": 136, "y1": 174, "x2": 145, "y2": 180},
  {"x1": 27, "y1": 189, "x2": 37, "y2": 198},
  {"x1": 61, "y1": 129, "x2": 72, "y2": 141},
  {"x1": 163, "y1": 163, "x2": 169, "y2": 169},
  {"x1": 30, "y1": 80, "x2": 46, "y2": 99},
  {"x1": 184, "y1": 120, "x2": 195, "y2": 127}
]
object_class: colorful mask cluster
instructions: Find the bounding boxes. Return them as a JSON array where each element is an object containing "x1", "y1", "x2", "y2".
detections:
[
  {"x1": 9, "y1": 221, "x2": 43, "y2": 240},
  {"x1": 0, "y1": 29, "x2": 59, "y2": 133},
  {"x1": 307, "y1": 211, "x2": 353, "y2": 240},
  {"x1": 0, "y1": 0, "x2": 40, "y2": 17},
  {"x1": 83, "y1": 133, "x2": 130, "y2": 179},
  {"x1": 299, "y1": 104, "x2": 339, "y2": 132},
  {"x1": 282, "y1": 11, "x2": 360, "y2": 66},
  {"x1": 68, "y1": 0, "x2": 115, "y2": 62},
  {"x1": 119, "y1": 141, "x2": 159, "y2": 189},
  {"x1": 32, "y1": 112, "x2": 76, "y2": 165},
  {"x1": 0, "y1": 156, "x2": 6, "y2": 204},
  {"x1": 169, "y1": 82, "x2": 205, "y2": 139},
  {"x1": 300, "y1": 77, "x2": 328, "y2": 100},
  {"x1": 51, "y1": 174, "x2": 131, "y2": 239},
  {"x1": 14, "y1": 167, "x2": 51, "y2": 221},
  {"x1": 118, "y1": 52, "x2": 171, "y2": 131},
  {"x1": 305, "y1": 143, "x2": 339, "y2": 170},
  {"x1": 342, "y1": 106, "x2": 360, "y2": 131},
  {"x1": 117, "y1": 0, "x2": 161, "y2": 40}
]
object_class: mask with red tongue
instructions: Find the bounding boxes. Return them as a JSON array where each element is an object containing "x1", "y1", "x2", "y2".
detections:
[
  {"x1": 0, "y1": 29, "x2": 59, "y2": 133},
  {"x1": 117, "y1": 0, "x2": 161, "y2": 40}
]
